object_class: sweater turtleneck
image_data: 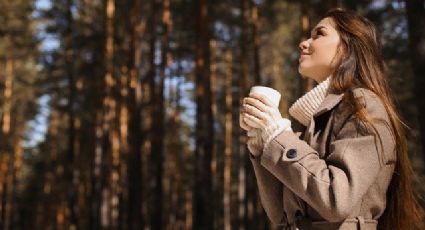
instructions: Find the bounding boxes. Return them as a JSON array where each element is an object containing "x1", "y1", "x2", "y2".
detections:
[{"x1": 288, "y1": 76, "x2": 331, "y2": 127}]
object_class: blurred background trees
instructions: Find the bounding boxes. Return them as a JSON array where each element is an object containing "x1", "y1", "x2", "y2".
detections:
[{"x1": 0, "y1": 0, "x2": 424, "y2": 229}]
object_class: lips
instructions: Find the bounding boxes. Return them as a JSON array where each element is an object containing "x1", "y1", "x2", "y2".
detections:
[
  {"x1": 300, "y1": 51, "x2": 310, "y2": 56},
  {"x1": 299, "y1": 53, "x2": 310, "y2": 61}
]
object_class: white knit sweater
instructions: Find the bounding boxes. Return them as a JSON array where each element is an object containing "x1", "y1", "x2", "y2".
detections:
[{"x1": 288, "y1": 77, "x2": 331, "y2": 127}]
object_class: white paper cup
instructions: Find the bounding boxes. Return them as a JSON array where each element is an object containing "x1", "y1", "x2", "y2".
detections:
[{"x1": 249, "y1": 86, "x2": 281, "y2": 108}]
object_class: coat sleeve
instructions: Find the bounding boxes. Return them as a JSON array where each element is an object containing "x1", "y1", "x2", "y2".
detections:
[
  {"x1": 249, "y1": 118, "x2": 306, "y2": 225},
  {"x1": 250, "y1": 156, "x2": 286, "y2": 225},
  {"x1": 258, "y1": 94, "x2": 396, "y2": 222}
]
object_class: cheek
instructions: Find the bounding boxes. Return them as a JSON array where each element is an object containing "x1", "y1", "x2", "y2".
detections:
[{"x1": 313, "y1": 42, "x2": 339, "y2": 66}]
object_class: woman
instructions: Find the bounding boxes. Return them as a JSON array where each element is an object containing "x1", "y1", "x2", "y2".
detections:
[{"x1": 240, "y1": 8, "x2": 424, "y2": 230}]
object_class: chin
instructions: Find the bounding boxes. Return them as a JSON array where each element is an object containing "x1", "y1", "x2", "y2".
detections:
[
  {"x1": 298, "y1": 66, "x2": 304, "y2": 75},
  {"x1": 298, "y1": 67, "x2": 311, "y2": 79}
]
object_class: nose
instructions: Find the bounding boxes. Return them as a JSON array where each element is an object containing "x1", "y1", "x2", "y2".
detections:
[{"x1": 299, "y1": 39, "x2": 310, "y2": 52}]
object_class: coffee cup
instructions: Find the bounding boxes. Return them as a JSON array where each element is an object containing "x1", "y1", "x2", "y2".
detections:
[{"x1": 249, "y1": 86, "x2": 281, "y2": 107}]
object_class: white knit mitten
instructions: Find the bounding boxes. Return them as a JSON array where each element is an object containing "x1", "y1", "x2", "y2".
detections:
[
  {"x1": 239, "y1": 109, "x2": 251, "y2": 132},
  {"x1": 242, "y1": 93, "x2": 293, "y2": 146},
  {"x1": 261, "y1": 118, "x2": 292, "y2": 145},
  {"x1": 246, "y1": 129, "x2": 263, "y2": 157}
]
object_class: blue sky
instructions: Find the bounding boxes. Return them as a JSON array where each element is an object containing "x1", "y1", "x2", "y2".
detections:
[{"x1": 24, "y1": 0, "x2": 53, "y2": 148}]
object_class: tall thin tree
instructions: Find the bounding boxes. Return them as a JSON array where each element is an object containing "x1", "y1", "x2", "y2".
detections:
[
  {"x1": 194, "y1": 0, "x2": 214, "y2": 228},
  {"x1": 238, "y1": 0, "x2": 250, "y2": 228},
  {"x1": 63, "y1": 0, "x2": 78, "y2": 227},
  {"x1": 127, "y1": 0, "x2": 145, "y2": 228},
  {"x1": 223, "y1": 50, "x2": 233, "y2": 230},
  {"x1": 0, "y1": 57, "x2": 13, "y2": 230}
]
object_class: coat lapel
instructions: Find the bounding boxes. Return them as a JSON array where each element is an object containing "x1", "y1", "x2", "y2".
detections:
[
  {"x1": 304, "y1": 92, "x2": 345, "y2": 157},
  {"x1": 312, "y1": 92, "x2": 345, "y2": 118},
  {"x1": 302, "y1": 92, "x2": 345, "y2": 144}
]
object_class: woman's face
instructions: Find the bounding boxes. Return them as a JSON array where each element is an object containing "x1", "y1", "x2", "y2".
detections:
[{"x1": 298, "y1": 17, "x2": 341, "y2": 82}]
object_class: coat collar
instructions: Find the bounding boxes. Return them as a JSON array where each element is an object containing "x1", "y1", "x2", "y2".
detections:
[{"x1": 313, "y1": 92, "x2": 345, "y2": 118}]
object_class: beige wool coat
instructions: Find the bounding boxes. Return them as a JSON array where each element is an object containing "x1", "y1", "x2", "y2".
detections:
[{"x1": 250, "y1": 88, "x2": 397, "y2": 230}]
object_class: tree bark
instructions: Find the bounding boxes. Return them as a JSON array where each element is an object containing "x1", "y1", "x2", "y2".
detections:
[
  {"x1": 209, "y1": 38, "x2": 219, "y2": 229},
  {"x1": 127, "y1": 0, "x2": 144, "y2": 229},
  {"x1": 251, "y1": 0, "x2": 261, "y2": 85},
  {"x1": 150, "y1": 0, "x2": 170, "y2": 227},
  {"x1": 64, "y1": 0, "x2": 78, "y2": 227},
  {"x1": 100, "y1": 0, "x2": 117, "y2": 227},
  {"x1": 147, "y1": 0, "x2": 159, "y2": 228},
  {"x1": 194, "y1": 0, "x2": 214, "y2": 228},
  {"x1": 223, "y1": 50, "x2": 233, "y2": 230},
  {"x1": 249, "y1": 1, "x2": 264, "y2": 228},
  {"x1": 9, "y1": 109, "x2": 25, "y2": 229},
  {"x1": 239, "y1": 0, "x2": 249, "y2": 228},
  {"x1": 0, "y1": 58, "x2": 13, "y2": 229}
]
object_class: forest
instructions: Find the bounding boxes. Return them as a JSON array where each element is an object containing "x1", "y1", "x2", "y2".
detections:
[{"x1": 0, "y1": 0, "x2": 424, "y2": 229}]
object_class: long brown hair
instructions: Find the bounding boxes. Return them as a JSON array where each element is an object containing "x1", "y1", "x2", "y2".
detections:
[{"x1": 324, "y1": 8, "x2": 425, "y2": 230}]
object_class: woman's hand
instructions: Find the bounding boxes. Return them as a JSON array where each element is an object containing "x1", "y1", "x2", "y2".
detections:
[{"x1": 242, "y1": 93, "x2": 292, "y2": 145}]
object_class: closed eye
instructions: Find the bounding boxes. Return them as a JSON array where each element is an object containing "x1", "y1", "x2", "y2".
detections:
[
  {"x1": 311, "y1": 26, "x2": 326, "y2": 39},
  {"x1": 312, "y1": 30, "x2": 324, "y2": 39}
]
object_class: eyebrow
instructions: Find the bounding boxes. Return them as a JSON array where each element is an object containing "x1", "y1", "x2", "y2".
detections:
[{"x1": 311, "y1": 26, "x2": 326, "y2": 36}]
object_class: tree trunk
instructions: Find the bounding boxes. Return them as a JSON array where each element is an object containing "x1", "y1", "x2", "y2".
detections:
[
  {"x1": 150, "y1": 0, "x2": 170, "y2": 227},
  {"x1": 90, "y1": 11, "x2": 107, "y2": 228},
  {"x1": 194, "y1": 0, "x2": 213, "y2": 228},
  {"x1": 209, "y1": 38, "x2": 219, "y2": 229},
  {"x1": 239, "y1": 0, "x2": 249, "y2": 228},
  {"x1": 142, "y1": 0, "x2": 156, "y2": 226},
  {"x1": 223, "y1": 50, "x2": 233, "y2": 230},
  {"x1": 100, "y1": 0, "x2": 117, "y2": 227},
  {"x1": 49, "y1": 109, "x2": 61, "y2": 229},
  {"x1": 9, "y1": 110, "x2": 25, "y2": 229},
  {"x1": 1, "y1": 59, "x2": 13, "y2": 139},
  {"x1": 406, "y1": 0, "x2": 425, "y2": 160},
  {"x1": 249, "y1": 1, "x2": 265, "y2": 228},
  {"x1": 64, "y1": 0, "x2": 78, "y2": 227},
  {"x1": 147, "y1": 0, "x2": 158, "y2": 228},
  {"x1": 92, "y1": 111, "x2": 104, "y2": 229},
  {"x1": 251, "y1": 0, "x2": 261, "y2": 85},
  {"x1": 127, "y1": 0, "x2": 144, "y2": 229},
  {"x1": 0, "y1": 58, "x2": 13, "y2": 229}
]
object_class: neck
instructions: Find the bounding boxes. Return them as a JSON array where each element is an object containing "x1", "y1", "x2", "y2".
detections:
[{"x1": 315, "y1": 74, "x2": 330, "y2": 83}]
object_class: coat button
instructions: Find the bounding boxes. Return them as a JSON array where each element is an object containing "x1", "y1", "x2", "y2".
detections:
[
  {"x1": 295, "y1": 210, "x2": 303, "y2": 221},
  {"x1": 286, "y1": 148, "x2": 297, "y2": 159}
]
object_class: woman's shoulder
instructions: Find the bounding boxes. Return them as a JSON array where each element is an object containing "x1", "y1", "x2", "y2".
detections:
[
  {"x1": 339, "y1": 88, "x2": 396, "y2": 165},
  {"x1": 332, "y1": 87, "x2": 392, "y2": 138},
  {"x1": 335, "y1": 88, "x2": 386, "y2": 115},
  {"x1": 351, "y1": 87, "x2": 380, "y2": 102},
  {"x1": 350, "y1": 88, "x2": 389, "y2": 121}
]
